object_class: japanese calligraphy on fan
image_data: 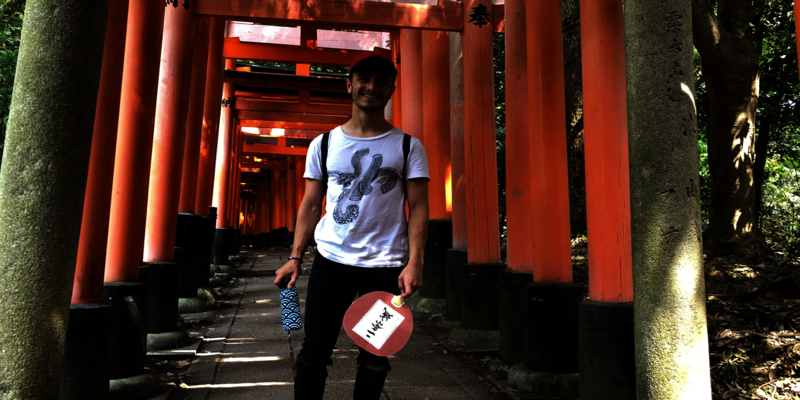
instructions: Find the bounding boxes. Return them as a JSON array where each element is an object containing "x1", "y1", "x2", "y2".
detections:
[{"x1": 352, "y1": 299, "x2": 405, "y2": 349}]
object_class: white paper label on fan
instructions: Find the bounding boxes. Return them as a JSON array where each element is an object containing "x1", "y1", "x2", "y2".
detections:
[{"x1": 352, "y1": 299, "x2": 405, "y2": 349}]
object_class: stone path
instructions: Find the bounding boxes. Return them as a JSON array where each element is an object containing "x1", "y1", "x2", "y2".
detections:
[{"x1": 170, "y1": 248, "x2": 508, "y2": 400}]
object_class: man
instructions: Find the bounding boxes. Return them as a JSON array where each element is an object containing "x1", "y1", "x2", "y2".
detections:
[{"x1": 273, "y1": 52, "x2": 430, "y2": 399}]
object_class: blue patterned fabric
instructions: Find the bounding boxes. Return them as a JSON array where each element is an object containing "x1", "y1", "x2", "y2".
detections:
[{"x1": 280, "y1": 288, "x2": 302, "y2": 331}]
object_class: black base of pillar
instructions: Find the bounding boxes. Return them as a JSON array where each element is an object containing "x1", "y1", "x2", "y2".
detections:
[
  {"x1": 287, "y1": 230, "x2": 295, "y2": 248},
  {"x1": 214, "y1": 228, "x2": 234, "y2": 265},
  {"x1": 231, "y1": 228, "x2": 241, "y2": 255},
  {"x1": 420, "y1": 220, "x2": 452, "y2": 299},
  {"x1": 104, "y1": 282, "x2": 148, "y2": 380},
  {"x1": 579, "y1": 301, "x2": 635, "y2": 400},
  {"x1": 524, "y1": 282, "x2": 582, "y2": 373},
  {"x1": 499, "y1": 269, "x2": 533, "y2": 365},
  {"x1": 446, "y1": 249, "x2": 468, "y2": 320},
  {"x1": 59, "y1": 302, "x2": 113, "y2": 400},
  {"x1": 460, "y1": 263, "x2": 503, "y2": 330},
  {"x1": 199, "y1": 217, "x2": 215, "y2": 286},
  {"x1": 145, "y1": 262, "x2": 183, "y2": 334}
]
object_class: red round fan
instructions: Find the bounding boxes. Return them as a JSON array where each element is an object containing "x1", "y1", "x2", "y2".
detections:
[{"x1": 343, "y1": 291, "x2": 414, "y2": 357}]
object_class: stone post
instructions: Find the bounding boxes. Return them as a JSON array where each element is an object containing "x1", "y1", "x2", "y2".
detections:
[
  {"x1": 0, "y1": 0, "x2": 109, "y2": 397},
  {"x1": 625, "y1": 0, "x2": 712, "y2": 398}
]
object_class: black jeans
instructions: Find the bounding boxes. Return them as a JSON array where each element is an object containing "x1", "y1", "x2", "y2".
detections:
[{"x1": 294, "y1": 254, "x2": 403, "y2": 400}]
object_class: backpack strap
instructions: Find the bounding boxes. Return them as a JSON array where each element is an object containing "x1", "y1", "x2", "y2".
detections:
[
  {"x1": 402, "y1": 133, "x2": 411, "y2": 199},
  {"x1": 320, "y1": 131, "x2": 331, "y2": 193}
]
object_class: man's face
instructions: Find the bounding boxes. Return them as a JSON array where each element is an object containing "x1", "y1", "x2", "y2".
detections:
[{"x1": 347, "y1": 65, "x2": 396, "y2": 114}]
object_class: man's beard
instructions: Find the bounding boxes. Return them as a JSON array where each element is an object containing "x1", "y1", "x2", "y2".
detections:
[{"x1": 352, "y1": 90, "x2": 390, "y2": 114}]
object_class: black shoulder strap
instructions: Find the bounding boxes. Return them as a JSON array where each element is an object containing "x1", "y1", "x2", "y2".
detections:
[
  {"x1": 402, "y1": 133, "x2": 411, "y2": 179},
  {"x1": 320, "y1": 131, "x2": 331, "y2": 191}
]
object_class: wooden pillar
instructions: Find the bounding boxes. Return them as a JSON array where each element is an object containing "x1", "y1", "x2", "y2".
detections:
[
  {"x1": 401, "y1": 29, "x2": 423, "y2": 141},
  {"x1": 271, "y1": 169, "x2": 281, "y2": 231},
  {"x1": 212, "y1": 59, "x2": 236, "y2": 228},
  {"x1": 265, "y1": 171, "x2": 274, "y2": 233},
  {"x1": 143, "y1": 0, "x2": 197, "y2": 262},
  {"x1": 280, "y1": 167, "x2": 289, "y2": 228},
  {"x1": 450, "y1": 32, "x2": 467, "y2": 251},
  {"x1": 105, "y1": 0, "x2": 165, "y2": 283},
  {"x1": 73, "y1": 0, "x2": 129, "y2": 304},
  {"x1": 504, "y1": 0, "x2": 533, "y2": 272},
  {"x1": 287, "y1": 156, "x2": 297, "y2": 233},
  {"x1": 526, "y1": 0, "x2": 573, "y2": 283},
  {"x1": 178, "y1": 17, "x2": 210, "y2": 215},
  {"x1": 581, "y1": 0, "x2": 632, "y2": 302},
  {"x1": 195, "y1": 19, "x2": 226, "y2": 217},
  {"x1": 296, "y1": 156, "x2": 306, "y2": 212},
  {"x1": 462, "y1": 0, "x2": 500, "y2": 263},
  {"x1": 422, "y1": 30, "x2": 452, "y2": 221},
  {"x1": 390, "y1": 30, "x2": 402, "y2": 130}
]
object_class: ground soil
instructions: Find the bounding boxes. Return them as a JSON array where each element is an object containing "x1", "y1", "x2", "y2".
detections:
[{"x1": 151, "y1": 242, "x2": 800, "y2": 399}]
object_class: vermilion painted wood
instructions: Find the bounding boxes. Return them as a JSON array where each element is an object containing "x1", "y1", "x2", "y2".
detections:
[
  {"x1": 272, "y1": 170, "x2": 282, "y2": 230},
  {"x1": 503, "y1": 0, "x2": 533, "y2": 272},
  {"x1": 462, "y1": 0, "x2": 501, "y2": 264},
  {"x1": 796, "y1": 2, "x2": 800, "y2": 81},
  {"x1": 223, "y1": 38, "x2": 367, "y2": 66},
  {"x1": 296, "y1": 156, "x2": 306, "y2": 213},
  {"x1": 73, "y1": 0, "x2": 129, "y2": 303},
  {"x1": 422, "y1": 30, "x2": 452, "y2": 221},
  {"x1": 104, "y1": 0, "x2": 165, "y2": 283},
  {"x1": 239, "y1": 120, "x2": 338, "y2": 131},
  {"x1": 196, "y1": 0, "x2": 506, "y2": 33},
  {"x1": 300, "y1": 24, "x2": 317, "y2": 49},
  {"x1": 296, "y1": 64, "x2": 311, "y2": 76},
  {"x1": 237, "y1": 110, "x2": 350, "y2": 125},
  {"x1": 279, "y1": 168, "x2": 288, "y2": 228},
  {"x1": 400, "y1": 30, "x2": 423, "y2": 142},
  {"x1": 178, "y1": 18, "x2": 211, "y2": 214},
  {"x1": 287, "y1": 156, "x2": 297, "y2": 232},
  {"x1": 580, "y1": 0, "x2": 632, "y2": 302},
  {"x1": 343, "y1": 291, "x2": 413, "y2": 357},
  {"x1": 194, "y1": 0, "x2": 464, "y2": 31},
  {"x1": 224, "y1": 71, "x2": 346, "y2": 92},
  {"x1": 212, "y1": 60, "x2": 237, "y2": 228},
  {"x1": 235, "y1": 99, "x2": 352, "y2": 116},
  {"x1": 262, "y1": 171, "x2": 272, "y2": 233},
  {"x1": 390, "y1": 30, "x2": 402, "y2": 131},
  {"x1": 195, "y1": 18, "x2": 226, "y2": 217},
  {"x1": 449, "y1": 32, "x2": 467, "y2": 250},
  {"x1": 144, "y1": 2, "x2": 198, "y2": 263},
  {"x1": 231, "y1": 128, "x2": 244, "y2": 228},
  {"x1": 526, "y1": 0, "x2": 572, "y2": 284}
]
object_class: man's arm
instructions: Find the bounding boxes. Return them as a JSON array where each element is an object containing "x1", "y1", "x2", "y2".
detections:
[
  {"x1": 273, "y1": 178, "x2": 326, "y2": 289},
  {"x1": 398, "y1": 178, "x2": 429, "y2": 298}
]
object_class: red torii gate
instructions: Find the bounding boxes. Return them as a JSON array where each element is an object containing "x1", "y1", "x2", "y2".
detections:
[{"x1": 65, "y1": 0, "x2": 641, "y2": 398}]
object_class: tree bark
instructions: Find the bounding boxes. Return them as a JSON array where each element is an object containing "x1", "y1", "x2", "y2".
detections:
[{"x1": 692, "y1": 0, "x2": 765, "y2": 257}]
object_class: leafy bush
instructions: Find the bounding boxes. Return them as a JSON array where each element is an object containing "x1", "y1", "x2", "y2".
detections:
[{"x1": 0, "y1": 0, "x2": 24, "y2": 160}]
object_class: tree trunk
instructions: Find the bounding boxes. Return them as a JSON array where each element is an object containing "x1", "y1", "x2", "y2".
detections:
[
  {"x1": 753, "y1": 117, "x2": 770, "y2": 227},
  {"x1": 562, "y1": 0, "x2": 586, "y2": 237},
  {"x1": 692, "y1": 0, "x2": 766, "y2": 257}
]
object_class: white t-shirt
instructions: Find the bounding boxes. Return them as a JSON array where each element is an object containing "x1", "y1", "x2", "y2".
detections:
[{"x1": 304, "y1": 126, "x2": 430, "y2": 268}]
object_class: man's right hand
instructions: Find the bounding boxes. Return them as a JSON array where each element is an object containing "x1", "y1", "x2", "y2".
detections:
[{"x1": 274, "y1": 259, "x2": 301, "y2": 290}]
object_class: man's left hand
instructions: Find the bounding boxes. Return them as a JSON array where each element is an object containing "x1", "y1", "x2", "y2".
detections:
[{"x1": 398, "y1": 262, "x2": 423, "y2": 298}]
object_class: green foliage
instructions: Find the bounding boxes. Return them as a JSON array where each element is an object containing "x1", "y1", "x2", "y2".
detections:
[
  {"x1": 695, "y1": 0, "x2": 800, "y2": 253},
  {"x1": 494, "y1": 33, "x2": 506, "y2": 240},
  {"x1": 0, "y1": 0, "x2": 24, "y2": 158}
]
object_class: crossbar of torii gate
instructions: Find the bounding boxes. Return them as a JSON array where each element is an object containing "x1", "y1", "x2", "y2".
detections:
[{"x1": 194, "y1": 0, "x2": 506, "y2": 33}]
